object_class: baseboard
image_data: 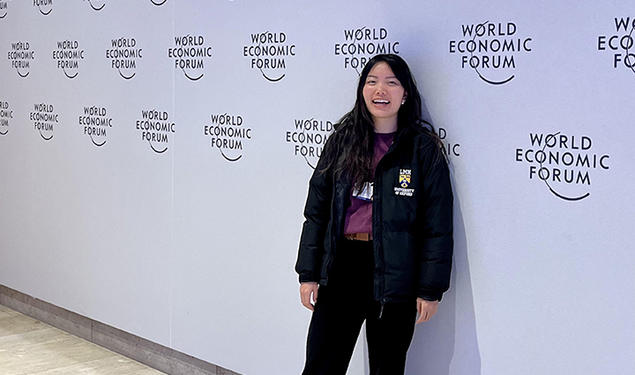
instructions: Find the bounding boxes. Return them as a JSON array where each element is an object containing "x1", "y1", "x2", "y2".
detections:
[{"x1": 0, "y1": 284, "x2": 240, "y2": 375}]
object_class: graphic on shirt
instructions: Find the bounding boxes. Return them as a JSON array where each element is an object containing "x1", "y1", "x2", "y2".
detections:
[{"x1": 352, "y1": 182, "x2": 373, "y2": 201}]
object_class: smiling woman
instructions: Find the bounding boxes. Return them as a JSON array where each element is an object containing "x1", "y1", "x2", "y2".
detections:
[
  {"x1": 362, "y1": 62, "x2": 407, "y2": 133},
  {"x1": 295, "y1": 54, "x2": 454, "y2": 375}
]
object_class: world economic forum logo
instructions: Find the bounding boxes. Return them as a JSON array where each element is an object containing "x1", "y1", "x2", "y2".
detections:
[
  {"x1": 243, "y1": 31, "x2": 295, "y2": 82},
  {"x1": 204, "y1": 113, "x2": 253, "y2": 162},
  {"x1": 334, "y1": 26, "x2": 400, "y2": 75},
  {"x1": 449, "y1": 21, "x2": 533, "y2": 85},
  {"x1": 168, "y1": 34, "x2": 212, "y2": 81},
  {"x1": 597, "y1": 17, "x2": 635, "y2": 76},
  {"x1": 0, "y1": 1, "x2": 8, "y2": 19},
  {"x1": 515, "y1": 131, "x2": 610, "y2": 201},
  {"x1": 34, "y1": 0, "x2": 53, "y2": 15},
  {"x1": 286, "y1": 117, "x2": 333, "y2": 169}
]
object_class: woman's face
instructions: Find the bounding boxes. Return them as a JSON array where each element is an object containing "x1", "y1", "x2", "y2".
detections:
[{"x1": 362, "y1": 62, "x2": 406, "y2": 126}]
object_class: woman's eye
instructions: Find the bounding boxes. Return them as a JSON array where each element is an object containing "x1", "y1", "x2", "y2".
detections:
[{"x1": 366, "y1": 80, "x2": 376, "y2": 85}]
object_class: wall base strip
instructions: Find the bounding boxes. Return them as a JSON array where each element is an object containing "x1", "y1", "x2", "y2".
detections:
[{"x1": 0, "y1": 285, "x2": 239, "y2": 375}]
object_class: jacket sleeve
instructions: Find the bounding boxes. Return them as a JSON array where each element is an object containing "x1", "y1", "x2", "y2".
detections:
[
  {"x1": 295, "y1": 150, "x2": 334, "y2": 283},
  {"x1": 417, "y1": 140, "x2": 454, "y2": 301}
]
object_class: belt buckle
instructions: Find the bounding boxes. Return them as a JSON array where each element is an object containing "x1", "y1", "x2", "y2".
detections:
[{"x1": 345, "y1": 233, "x2": 372, "y2": 241}]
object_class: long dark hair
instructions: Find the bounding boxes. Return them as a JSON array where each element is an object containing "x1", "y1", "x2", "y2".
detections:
[{"x1": 321, "y1": 54, "x2": 438, "y2": 189}]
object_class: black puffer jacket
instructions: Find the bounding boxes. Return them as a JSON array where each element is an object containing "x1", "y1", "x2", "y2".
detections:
[{"x1": 295, "y1": 125, "x2": 453, "y2": 302}]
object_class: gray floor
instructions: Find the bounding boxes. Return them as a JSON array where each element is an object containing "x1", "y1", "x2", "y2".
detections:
[{"x1": 0, "y1": 304, "x2": 165, "y2": 375}]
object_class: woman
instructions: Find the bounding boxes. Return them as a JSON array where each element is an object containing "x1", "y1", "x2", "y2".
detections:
[{"x1": 295, "y1": 54, "x2": 453, "y2": 375}]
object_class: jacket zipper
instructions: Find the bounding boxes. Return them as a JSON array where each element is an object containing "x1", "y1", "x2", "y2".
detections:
[{"x1": 373, "y1": 134, "x2": 401, "y2": 319}]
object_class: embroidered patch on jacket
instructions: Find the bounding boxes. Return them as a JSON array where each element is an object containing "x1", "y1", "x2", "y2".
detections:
[
  {"x1": 394, "y1": 169, "x2": 415, "y2": 197},
  {"x1": 399, "y1": 171, "x2": 411, "y2": 188}
]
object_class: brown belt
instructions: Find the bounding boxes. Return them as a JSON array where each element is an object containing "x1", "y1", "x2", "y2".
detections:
[{"x1": 344, "y1": 233, "x2": 373, "y2": 241}]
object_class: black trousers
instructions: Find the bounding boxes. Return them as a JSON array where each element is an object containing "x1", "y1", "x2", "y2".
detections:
[{"x1": 302, "y1": 239, "x2": 417, "y2": 375}]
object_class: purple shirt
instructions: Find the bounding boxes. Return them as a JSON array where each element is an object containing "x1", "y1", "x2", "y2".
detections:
[{"x1": 343, "y1": 132, "x2": 395, "y2": 235}]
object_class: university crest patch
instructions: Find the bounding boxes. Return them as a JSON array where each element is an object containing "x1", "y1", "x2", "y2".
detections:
[
  {"x1": 399, "y1": 172, "x2": 411, "y2": 188},
  {"x1": 394, "y1": 169, "x2": 415, "y2": 197}
]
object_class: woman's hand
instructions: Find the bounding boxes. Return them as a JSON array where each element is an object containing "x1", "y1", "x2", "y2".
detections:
[
  {"x1": 416, "y1": 298, "x2": 439, "y2": 324},
  {"x1": 300, "y1": 282, "x2": 319, "y2": 311}
]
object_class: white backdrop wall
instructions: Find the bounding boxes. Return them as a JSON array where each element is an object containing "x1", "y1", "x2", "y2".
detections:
[{"x1": 1, "y1": 1, "x2": 634, "y2": 374}]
